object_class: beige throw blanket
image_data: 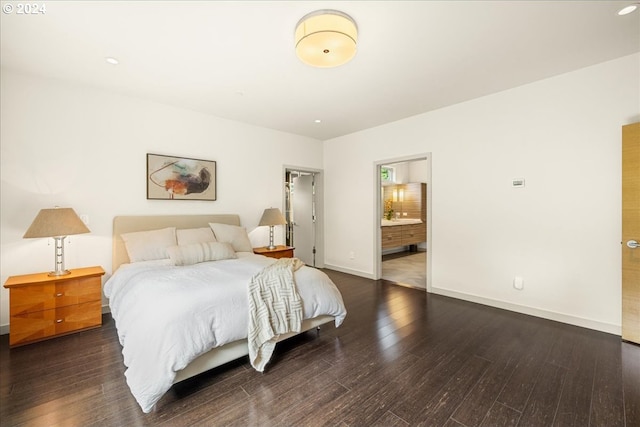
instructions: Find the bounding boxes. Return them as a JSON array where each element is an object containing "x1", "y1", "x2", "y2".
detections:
[{"x1": 248, "y1": 257, "x2": 304, "y2": 372}]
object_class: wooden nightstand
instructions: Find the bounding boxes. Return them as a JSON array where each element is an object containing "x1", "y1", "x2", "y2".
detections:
[
  {"x1": 3, "y1": 266, "x2": 105, "y2": 347},
  {"x1": 253, "y1": 245, "x2": 295, "y2": 259}
]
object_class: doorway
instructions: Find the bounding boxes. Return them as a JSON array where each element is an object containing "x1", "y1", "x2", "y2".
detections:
[
  {"x1": 374, "y1": 154, "x2": 432, "y2": 292},
  {"x1": 284, "y1": 167, "x2": 324, "y2": 268}
]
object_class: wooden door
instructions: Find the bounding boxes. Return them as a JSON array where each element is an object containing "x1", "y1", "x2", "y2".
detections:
[{"x1": 622, "y1": 122, "x2": 640, "y2": 344}]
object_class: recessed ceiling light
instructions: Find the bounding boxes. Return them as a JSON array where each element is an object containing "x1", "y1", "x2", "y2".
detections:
[
  {"x1": 618, "y1": 3, "x2": 639, "y2": 15},
  {"x1": 105, "y1": 57, "x2": 119, "y2": 65},
  {"x1": 314, "y1": 119, "x2": 322, "y2": 123}
]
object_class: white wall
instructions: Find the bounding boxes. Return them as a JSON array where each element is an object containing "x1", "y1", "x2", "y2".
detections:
[
  {"x1": 324, "y1": 54, "x2": 640, "y2": 334},
  {"x1": 0, "y1": 70, "x2": 323, "y2": 329},
  {"x1": 3, "y1": 54, "x2": 638, "y2": 336},
  {"x1": 408, "y1": 159, "x2": 428, "y2": 183}
]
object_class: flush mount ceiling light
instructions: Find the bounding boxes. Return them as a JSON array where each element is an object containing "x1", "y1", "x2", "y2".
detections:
[{"x1": 295, "y1": 9, "x2": 358, "y2": 68}]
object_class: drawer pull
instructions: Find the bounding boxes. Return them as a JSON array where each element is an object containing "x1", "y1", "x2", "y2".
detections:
[
  {"x1": 55, "y1": 293, "x2": 64, "y2": 297},
  {"x1": 56, "y1": 319, "x2": 63, "y2": 323}
]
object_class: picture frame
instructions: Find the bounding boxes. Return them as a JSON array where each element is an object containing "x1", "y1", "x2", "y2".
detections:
[{"x1": 147, "y1": 153, "x2": 217, "y2": 201}]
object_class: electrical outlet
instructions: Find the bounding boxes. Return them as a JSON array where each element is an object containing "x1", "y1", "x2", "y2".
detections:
[
  {"x1": 80, "y1": 214, "x2": 89, "y2": 225},
  {"x1": 513, "y1": 276, "x2": 524, "y2": 290},
  {"x1": 349, "y1": 251, "x2": 355, "y2": 259}
]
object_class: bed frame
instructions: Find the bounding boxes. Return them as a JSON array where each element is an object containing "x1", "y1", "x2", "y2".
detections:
[{"x1": 112, "y1": 214, "x2": 334, "y2": 384}]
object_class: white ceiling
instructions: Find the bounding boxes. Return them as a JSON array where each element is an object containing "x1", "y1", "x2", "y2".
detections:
[{"x1": 1, "y1": 1, "x2": 638, "y2": 140}]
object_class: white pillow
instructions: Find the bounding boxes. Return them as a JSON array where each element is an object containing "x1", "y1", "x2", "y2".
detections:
[
  {"x1": 167, "y1": 241, "x2": 237, "y2": 266},
  {"x1": 121, "y1": 227, "x2": 177, "y2": 263},
  {"x1": 176, "y1": 227, "x2": 216, "y2": 245},
  {"x1": 209, "y1": 223, "x2": 253, "y2": 252},
  {"x1": 120, "y1": 259, "x2": 174, "y2": 269}
]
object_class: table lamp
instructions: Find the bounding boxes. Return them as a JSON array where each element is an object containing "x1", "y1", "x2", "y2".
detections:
[
  {"x1": 259, "y1": 208, "x2": 287, "y2": 250},
  {"x1": 23, "y1": 207, "x2": 90, "y2": 276}
]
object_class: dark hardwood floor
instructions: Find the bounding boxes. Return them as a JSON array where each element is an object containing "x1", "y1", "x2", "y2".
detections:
[{"x1": 1, "y1": 270, "x2": 638, "y2": 426}]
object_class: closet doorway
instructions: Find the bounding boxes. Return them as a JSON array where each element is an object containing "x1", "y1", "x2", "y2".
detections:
[
  {"x1": 284, "y1": 167, "x2": 324, "y2": 268},
  {"x1": 375, "y1": 155, "x2": 431, "y2": 291}
]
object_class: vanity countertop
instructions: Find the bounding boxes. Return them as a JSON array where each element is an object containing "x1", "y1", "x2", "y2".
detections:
[{"x1": 381, "y1": 218, "x2": 422, "y2": 227}]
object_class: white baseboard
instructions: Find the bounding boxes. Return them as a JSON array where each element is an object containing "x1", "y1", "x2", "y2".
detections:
[
  {"x1": 430, "y1": 286, "x2": 621, "y2": 336},
  {"x1": 323, "y1": 264, "x2": 375, "y2": 279}
]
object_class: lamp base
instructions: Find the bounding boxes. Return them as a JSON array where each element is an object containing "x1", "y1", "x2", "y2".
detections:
[
  {"x1": 50, "y1": 236, "x2": 71, "y2": 277},
  {"x1": 267, "y1": 225, "x2": 277, "y2": 251},
  {"x1": 48, "y1": 270, "x2": 71, "y2": 277}
]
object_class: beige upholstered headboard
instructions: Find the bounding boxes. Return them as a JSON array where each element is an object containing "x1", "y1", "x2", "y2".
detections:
[{"x1": 112, "y1": 214, "x2": 241, "y2": 272}]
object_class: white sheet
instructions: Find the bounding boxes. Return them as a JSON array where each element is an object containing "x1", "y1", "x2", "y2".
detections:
[{"x1": 104, "y1": 252, "x2": 347, "y2": 413}]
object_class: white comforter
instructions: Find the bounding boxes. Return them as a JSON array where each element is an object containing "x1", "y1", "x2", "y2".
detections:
[{"x1": 104, "y1": 252, "x2": 347, "y2": 413}]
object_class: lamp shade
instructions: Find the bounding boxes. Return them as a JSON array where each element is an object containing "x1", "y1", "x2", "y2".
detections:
[
  {"x1": 23, "y1": 207, "x2": 90, "y2": 238},
  {"x1": 259, "y1": 208, "x2": 287, "y2": 227},
  {"x1": 295, "y1": 10, "x2": 358, "y2": 68}
]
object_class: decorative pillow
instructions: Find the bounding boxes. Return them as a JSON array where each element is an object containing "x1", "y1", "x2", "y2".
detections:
[
  {"x1": 121, "y1": 259, "x2": 174, "y2": 268},
  {"x1": 121, "y1": 227, "x2": 177, "y2": 263},
  {"x1": 208, "y1": 223, "x2": 253, "y2": 252},
  {"x1": 176, "y1": 227, "x2": 216, "y2": 245},
  {"x1": 167, "y1": 241, "x2": 237, "y2": 266}
]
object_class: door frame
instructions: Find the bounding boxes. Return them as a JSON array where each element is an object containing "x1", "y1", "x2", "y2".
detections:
[
  {"x1": 283, "y1": 165, "x2": 325, "y2": 268},
  {"x1": 373, "y1": 153, "x2": 432, "y2": 292}
]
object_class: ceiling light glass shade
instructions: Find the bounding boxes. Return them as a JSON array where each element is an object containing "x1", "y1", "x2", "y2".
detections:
[{"x1": 295, "y1": 10, "x2": 358, "y2": 68}]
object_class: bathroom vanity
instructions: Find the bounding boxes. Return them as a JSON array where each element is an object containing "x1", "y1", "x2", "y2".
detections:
[
  {"x1": 381, "y1": 183, "x2": 426, "y2": 249},
  {"x1": 381, "y1": 219, "x2": 426, "y2": 249}
]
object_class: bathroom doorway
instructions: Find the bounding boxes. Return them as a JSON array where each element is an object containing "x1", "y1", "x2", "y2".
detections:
[
  {"x1": 375, "y1": 155, "x2": 431, "y2": 291},
  {"x1": 284, "y1": 167, "x2": 324, "y2": 268}
]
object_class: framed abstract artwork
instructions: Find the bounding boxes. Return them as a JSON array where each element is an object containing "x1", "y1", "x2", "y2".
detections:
[{"x1": 147, "y1": 153, "x2": 217, "y2": 200}]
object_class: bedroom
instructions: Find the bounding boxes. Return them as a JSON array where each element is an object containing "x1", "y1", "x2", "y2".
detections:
[{"x1": 1, "y1": 1, "x2": 639, "y2": 425}]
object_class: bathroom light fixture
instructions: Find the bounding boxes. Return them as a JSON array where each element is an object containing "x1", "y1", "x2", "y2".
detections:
[
  {"x1": 23, "y1": 207, "x2": 90, "y2": 276},
  {"x1": 392, "y1": 188, "x2": 404, "y2": 202},
  {"x1": 618, "y1": 3, "x2": 639, "y2": 15},
  {"x1": 295, "y1": 9, "x2": 358, "y2": 68},
  {"x1": 259, "y1": 208, "x2": 287, "y2": 250},
  {"x1": 105, "y1": 57, "x2": 119, "y2": 65}
]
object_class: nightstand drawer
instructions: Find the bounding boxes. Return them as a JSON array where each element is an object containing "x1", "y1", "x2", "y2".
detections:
[
  {"x1": 9, "y1": 276, "x2": 101, "y2": 317},
  {"x1": 9, "y1": 300, "x2": 102, "y2": 346},
  {"x1": 265, "y1": 248, "x2": 294, "y2": 259},
  {"x1": 253, "y1": 246, "x2": 295, "y2": 259}
]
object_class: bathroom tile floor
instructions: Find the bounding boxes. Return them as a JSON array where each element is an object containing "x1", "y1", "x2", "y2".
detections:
[{"x1": 382, "y1": 249, "x2": 426, "y2": 289}]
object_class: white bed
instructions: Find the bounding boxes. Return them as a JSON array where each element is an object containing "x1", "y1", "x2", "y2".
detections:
[{"x1": 106, "y1": 214, "x2": 347, "y2": 413}]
